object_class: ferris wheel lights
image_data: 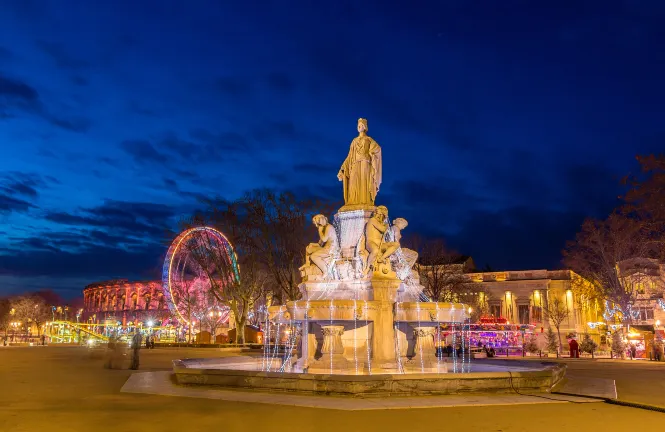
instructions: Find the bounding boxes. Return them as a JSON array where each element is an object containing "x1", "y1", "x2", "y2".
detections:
[{"x1": 162, "y1": 226, "x2": 238, "y2": 325}]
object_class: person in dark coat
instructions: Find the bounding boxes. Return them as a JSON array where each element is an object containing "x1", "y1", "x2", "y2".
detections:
[
  {"x1": 130, "y1": 332, "x2": 142, "y2": 370},
  {"x1": 569, "y1": 338, "x2": 580, "y2": 358}
]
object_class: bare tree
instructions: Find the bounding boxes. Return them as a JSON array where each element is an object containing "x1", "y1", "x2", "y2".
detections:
[
  {"x1": 623, "y1": 154, "x2": 665, "y2": 252},
  {"x1": 411, "y1": 238, "x2": 486, "y2": 311},
  {"x1": 10, "y1": 296, "x2": 51, "y2": 337},
  {"x1": 0, "y1": 298, "x2": 11, "y2": 340},
  {"x1": 197, "y1": 292, "x2": 229, "y2": 341},
  {"x1": 563, "y1": 213, "x2": 656, "y2": 325},
  {"x1": 201, "y1": 189, "x2": 334, "y2": 303},
  {"x1": 170, "y1": 275, "x2": 207, "y2": 342},
  {"x1": 183, "y1": 220, "x2": 267, "y2": 344},
  {"x1": 542, "y1": 297, "x2": 569, "y2": 355}
]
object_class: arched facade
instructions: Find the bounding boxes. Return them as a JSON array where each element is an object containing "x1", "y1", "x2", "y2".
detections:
[{"x1": 82, "y1": 279, "x2": 171, "y2": 325}]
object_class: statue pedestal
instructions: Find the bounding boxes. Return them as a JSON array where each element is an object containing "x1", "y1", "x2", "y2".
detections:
[{"x1": 334, "y1": 208, "x2": 374, "y2": 259}]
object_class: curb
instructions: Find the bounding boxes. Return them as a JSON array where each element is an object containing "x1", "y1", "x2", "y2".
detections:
[
  {"x1": 604, "y1": 399, "x2": 665, "y2": 413},
  {"x1": 552, "y1": 391, "x2": 665, "y2": 413}
]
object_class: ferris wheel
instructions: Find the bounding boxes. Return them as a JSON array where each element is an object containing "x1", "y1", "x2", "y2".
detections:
[{"x1": 162, "y1": 226, "x2": 238, "y2": 325}]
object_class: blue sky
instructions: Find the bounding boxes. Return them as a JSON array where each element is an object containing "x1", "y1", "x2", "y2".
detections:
[{"x1": 1, "y1": 0, "x2": 664, "y2": 298}]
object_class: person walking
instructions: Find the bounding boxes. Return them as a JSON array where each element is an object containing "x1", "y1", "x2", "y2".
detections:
[
  {"x1": 130, "y1": 332, "x2": 142, "y2": 370},
  {"x1": 569, "y1": 338, "x2": 580, "y2": 358}
]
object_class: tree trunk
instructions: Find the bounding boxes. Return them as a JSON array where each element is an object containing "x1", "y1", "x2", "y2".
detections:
[
  {"x1": 234, "y1": 305, "x2": 248, "y2": 345},
  {"x1": 556, "y1": 326, "x2": 562, "y2": 358}
]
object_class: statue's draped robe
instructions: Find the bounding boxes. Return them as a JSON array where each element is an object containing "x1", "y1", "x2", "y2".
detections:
[{"x1": 340, "y1": 135, "x2": 382, "y2": 206}]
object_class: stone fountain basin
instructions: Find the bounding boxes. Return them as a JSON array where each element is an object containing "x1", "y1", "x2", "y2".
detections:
[
  {"x1": 268, "y1": 300, "x2": 469, "y2": 323},
  {"x1": 269, "y1": 300, "x2": 377, "y2": 322},
  {"x1": 395, "y1": 302, "x2": 468, "y2": 322},
  {"x1": 172, "y1": 357, "x2": 566, "y2": 396}
]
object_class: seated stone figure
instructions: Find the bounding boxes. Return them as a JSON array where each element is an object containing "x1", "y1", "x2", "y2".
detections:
[
  {"x1": 300, "y1": 214, "x2": 339, "y2": 280},
  {"x1": 363, "y1": 206, "x2": 400, "y2": 276}
]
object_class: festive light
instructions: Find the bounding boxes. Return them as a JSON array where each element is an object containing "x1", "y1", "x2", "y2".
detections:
[
  {"x1": 658, "y1": 299, "x2": 665, "y2": 311},
  {"x1": 162, "y1": 226, "x2": 238, "y2": 324}
]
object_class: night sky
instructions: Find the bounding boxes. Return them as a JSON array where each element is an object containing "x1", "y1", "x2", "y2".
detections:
[{"x1": 1, "y1": 1, "x2": 664, "y2": 298}]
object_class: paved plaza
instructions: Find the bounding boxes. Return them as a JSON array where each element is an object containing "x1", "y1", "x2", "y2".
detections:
[{"x1": 1, "y1": 346, "x2": 664, "y2": 432}]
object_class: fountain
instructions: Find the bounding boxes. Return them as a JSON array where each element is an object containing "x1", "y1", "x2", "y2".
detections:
[{"x1": 173, "y1": 118, "x2": 566, "y2": 395}]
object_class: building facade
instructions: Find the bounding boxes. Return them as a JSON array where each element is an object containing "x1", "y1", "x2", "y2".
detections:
[
  {"x1": 463, "y1": 269, "x2": 604, "y2": 345},
  {"x1": 82, "y1": 279, "x2": 170, "y2": 325}
]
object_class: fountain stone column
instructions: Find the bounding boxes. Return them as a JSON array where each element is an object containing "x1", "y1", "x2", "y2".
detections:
[
  {"x1": 410, "y1": 326, "x2": 439, "y2": 367},
  {"x1": 370, "y1": 278, "x2": 401, "y2": 371},
  {"x1": 309, "y1": 325, "x2": 350, "y2": 372}
]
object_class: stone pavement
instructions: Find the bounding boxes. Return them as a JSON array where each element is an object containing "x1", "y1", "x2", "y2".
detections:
[
  {"x1": 506, "y1": 357, "x2": 665, "y2": 407},
  {"x1": 1, "y1": 346, "x2": 664, "y2": 432}
]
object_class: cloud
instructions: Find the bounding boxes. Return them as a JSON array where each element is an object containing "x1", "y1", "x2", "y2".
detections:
[
  {"x1": 0, "y1": 75, "x2": 39, "y2": 102},
  {"x1": 121, "y1": 131, "x2": 252, "y2": 168},
  {"x1": 188, "y1": 128, "x2": 249, "y2": 153},
  {"x1": 43, "y1": 199, "x2": 177, "y2": 241},
  {"x1": 0, "y1": 194, "x2": 35, "y2": 214},
  {"x1": 252, "y1": 120, "x2": 301, "y2": 143},
  {"x1": 128, "y1": 100, "x2": 159, "y2": 117},
  {"x1": 36, "y1": 40, "x2": 90, "y2": 70},
  {"x1": 266, "y1": 72, "x2": 295, "y2": 92},
  {"x1": 1, "y1": 178, "x2": 39, "y2": 198},
  {"x1": 0, "y1": 73, "x2": 92, "y2": 133},
  {"x1": 163, "y1": 178, "x2": 178, "y2": 189},
  {"x1": 71, "y1": 76, "x2": 88, "y2": 86},
  {"x1": 48, "y1": 116, "x2": 91, "y2": 133},
  {"x1": 120, "y1": 139, "x2": 168, "y2": 164},
  {"x1": 0, "y1": 199, "x2": 181, "y2": 288},
  {"x1": 0, "y1": 243, "x2": 165, "y2": 280},
  {"x1": 0, "y1": 172, "x2": 57, "y2": 214},
  {"x1": 292, "y1": 163, "x2": 338, "y2": 173}
]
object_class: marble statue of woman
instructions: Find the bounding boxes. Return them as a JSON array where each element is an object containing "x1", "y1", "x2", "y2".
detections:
[
  {"x1": 337, "y1": 118, "x2": 382, "y2": 208},
  {"x1": 300, "y1": 214, "x2": 339, "y2": 278}
]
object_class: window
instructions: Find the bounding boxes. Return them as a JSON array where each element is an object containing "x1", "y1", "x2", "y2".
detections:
[
  {"x1": 518, "y1": 305, "x2": 530, "y2": 324},
  {"x1": 490, "y1": 304, "x2": 501, "y2": 319},
  {"x1": 532, "y1": 306, "x2": 542, "y2": 322},
  {"x1": 637, "y1": 307, "x2": 654, "y2": 321}
]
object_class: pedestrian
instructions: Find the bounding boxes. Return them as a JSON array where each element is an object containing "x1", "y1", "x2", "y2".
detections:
[
  {"x1": 41, "y1": 334, "x2": 46, "y2": 346},
  {"x1": 569, "y1": 338, "x2": 579, "y2": 358},
  {"x1": 130, "y1": 332, "x2": 142, "y2": 370},
  {"x1": 630, "y1": 344, "x2": 637, "y2": 360},
  {"x1": 104, "y1": 334, "x2": 117, "y2": 369}
]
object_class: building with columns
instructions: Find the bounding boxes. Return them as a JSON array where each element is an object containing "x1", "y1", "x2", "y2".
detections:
[
  {"x1": 464, "y1": 269, "x2": 604, "y2": 345},
  {"x1": 82, "y1": 279, "x2": 170, "y2": 325}
]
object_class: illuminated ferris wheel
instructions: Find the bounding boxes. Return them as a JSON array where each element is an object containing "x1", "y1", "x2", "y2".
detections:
[{"x1": 162, "y1": 226, "x2": 239, "y2": 325}]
